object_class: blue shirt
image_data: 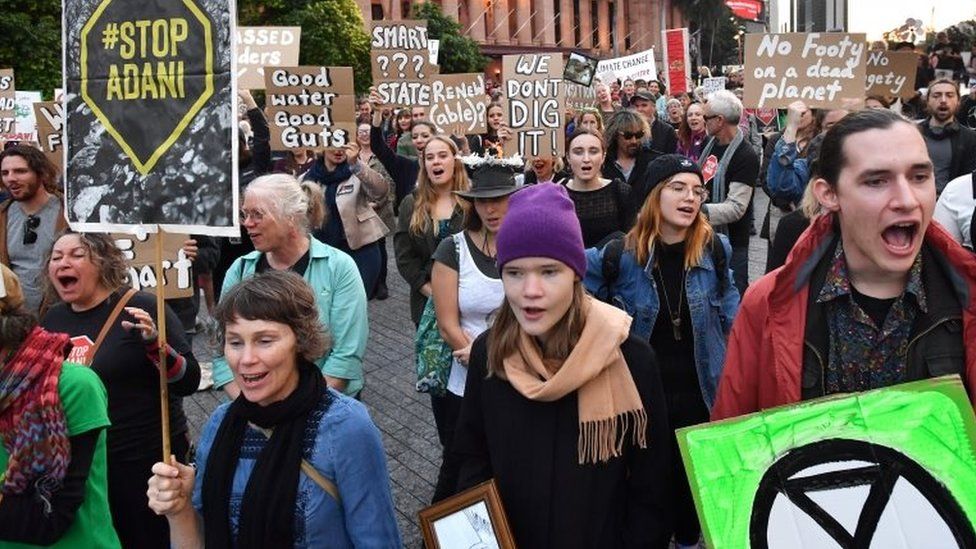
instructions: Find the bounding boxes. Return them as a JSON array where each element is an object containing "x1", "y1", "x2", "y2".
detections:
[{"x1": 192, "y1": 388, "x2": 402, "y2": 548}]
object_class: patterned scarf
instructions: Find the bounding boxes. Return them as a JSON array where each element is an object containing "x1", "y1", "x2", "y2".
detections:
[{"x1": 0, "y1": 327, "x2": 71, "y2": 508}]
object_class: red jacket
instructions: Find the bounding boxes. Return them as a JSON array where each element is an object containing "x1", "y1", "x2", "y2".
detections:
[{"x1": 712, "y1": 213, "x2": 976, "y2": 420}]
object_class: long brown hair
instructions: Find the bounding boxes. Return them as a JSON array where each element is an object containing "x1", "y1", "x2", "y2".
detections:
[
  {"x1": 409, "y1": 135, "x2": 470, "y2": 235},
  {"x1": 486, "y1": 280, "x2": 587, "y2": 377},
  {"x1": 625, "y1": 178, "x2": 713, "y2": 269}
]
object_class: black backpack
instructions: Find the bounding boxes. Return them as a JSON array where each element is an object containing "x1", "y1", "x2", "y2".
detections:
[{"x1": 597, "y1": 234, "x2": 728, "y2": 304}]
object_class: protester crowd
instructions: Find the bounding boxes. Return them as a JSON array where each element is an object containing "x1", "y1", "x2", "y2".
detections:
[{"x1": 2, "y1": 35, "x2": 976, "y2": 549}]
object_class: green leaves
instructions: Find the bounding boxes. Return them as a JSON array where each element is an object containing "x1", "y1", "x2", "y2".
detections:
[
  {"x1": 410, "y1": 2, "x2": 487, "y2": 74},
  {"x1": 0, "y1": 0, "x2": 62, "y2": 97}
]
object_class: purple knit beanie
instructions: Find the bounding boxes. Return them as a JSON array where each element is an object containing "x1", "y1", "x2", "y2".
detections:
[{"x1": 496, "y1": 183, "x2": 586, "y2": 278}]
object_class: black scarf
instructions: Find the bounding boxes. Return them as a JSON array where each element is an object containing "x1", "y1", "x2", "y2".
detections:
[
  {"x1": 318, "y1": 161, "x2": 353, "y2": 187},
  {"x1": 202, "y1": 361, "x2": 327, "y2": 549}
]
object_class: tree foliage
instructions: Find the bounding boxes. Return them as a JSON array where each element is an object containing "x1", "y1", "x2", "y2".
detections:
[
  {"x1": 0, "y1": 0, "x2": 62, "y2": 98},
  {"x1": 675, "y1": 0, "x2": 745, "y2": 69},
  {"x1": 239, "y1": 0, "x2": 373, "y2": 93},
  {"x1": 410, "y1": 2, "x2": 487, "y2": 74}
]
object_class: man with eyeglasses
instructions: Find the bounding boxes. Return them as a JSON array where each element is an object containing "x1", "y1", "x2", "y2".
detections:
[
  {"x1": 628, "y1": 90, "x2": 678, "y2": 155},
  {"x1": 0, "y1": 144, "x2": 65, "y2": 314},
  {"x1": 699, "y1": 89, "x2": 760, "y2": 298}
]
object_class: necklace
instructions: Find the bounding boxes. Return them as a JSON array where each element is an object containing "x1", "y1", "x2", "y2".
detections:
[
  {"x1": 480, "y1": 229, "x2": 496, "y2": 259},
  {"x1": 656, "y1": 263, "x2": 687, "y2": 341}
]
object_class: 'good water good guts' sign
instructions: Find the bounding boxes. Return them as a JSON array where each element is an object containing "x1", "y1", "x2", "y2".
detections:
[
  {"x1": 744, "y1": 32, "x2": 866, "y2": 109},
  {"x1": 266, "y1": 66, "x2": 356, "y2": 150}
]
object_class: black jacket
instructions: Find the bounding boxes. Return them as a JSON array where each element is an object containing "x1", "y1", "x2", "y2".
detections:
[
  {"x1": 647, "y1": 117, "x2": 678, "y2": 155},
  {"x1": 454, "y1": 332, "x2": 672, "y2": 548},
  {"x1": 800, "y1": 237, "x2": 966, "y2": 399},
  {"x1": 919, "y1": 119, "x2": 976, "y2": 186}
]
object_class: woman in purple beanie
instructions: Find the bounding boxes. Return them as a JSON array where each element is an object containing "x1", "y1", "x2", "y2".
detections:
[{"x1": 452, "y1": 183, "x2": 672, "y2": 548}]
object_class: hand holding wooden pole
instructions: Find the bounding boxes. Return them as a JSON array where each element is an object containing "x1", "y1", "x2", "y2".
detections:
[{"x1": 155, "y1": 227, "x2": 172, "y2": 464}]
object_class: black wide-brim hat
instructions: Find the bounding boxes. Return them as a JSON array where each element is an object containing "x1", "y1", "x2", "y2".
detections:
[{"x1": 455, "y1": 164, "x2": 521, "y2": 199}]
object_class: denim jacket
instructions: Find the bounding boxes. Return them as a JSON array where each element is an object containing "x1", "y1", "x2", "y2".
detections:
[{"x1": 583, "y1": 235, "x2": 740, "y2": 408}]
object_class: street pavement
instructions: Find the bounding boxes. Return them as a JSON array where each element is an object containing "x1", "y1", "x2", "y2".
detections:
[{"x1": 184, "y1": 192, "x2": 773, "y2": 548}]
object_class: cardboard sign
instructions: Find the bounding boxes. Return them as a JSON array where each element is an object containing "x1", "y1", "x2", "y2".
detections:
[
  {"x1": 595, "y1": 47, "x2": 657, "y2": 84},
  {"x1": 33, "y1": 102, "x2": 64, "y2": 171},
  {"x1": 865, "y1": 51, "x2": 917, "y2": 100},
  {"x1": 236, "y1": 26, "x2": 301, "y2": 89},
  {"x1": 677, "y1": 376, "x2": 976, "y2": 548},
  {"x1": 743, "y1": 32, "x2": 867, "y2": 109},
  {"x1": 64, "y1": 0, "x2": 238, "y2": 236},
  {"x1": 0, "y1": 69, "x2": 15, "y2": 135},
  {"x1": 371, "y1": 21, "x2": 438, "y2": 107},
  {"x1": 428, "y1": 73, "x2": 487, "y2": 135},
  {"x1": 1, "y1": 91, "x2": 43, "y2": 144},
  {"x1": 503, "y1": 53, "x2": 564, "y2": 158},
  {"x1": 702, "y1": 77, "x2": 727, "y2": 96},
  {"x1": 564, "y1": 82, "x2": 597, "y2": 112},
  {"x1": 266, "y1": 66, "x2": 357, "y2": 151},
  {"x1": 662, "y1": 28, "x2": 691, "y2": 95},
  {"x1": 114, "y1": 232, "x2": 194, "y2": 298}
]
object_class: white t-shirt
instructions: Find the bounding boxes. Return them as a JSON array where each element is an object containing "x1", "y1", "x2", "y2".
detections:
[{"x1": 933, "y1": 173, "x2": 975, "y2": 249}]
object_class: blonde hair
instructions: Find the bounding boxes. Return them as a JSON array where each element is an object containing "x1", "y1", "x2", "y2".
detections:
[
  {"x1": 625, "y1": 178, "x2": 714, "y2": 269},
  {"x1": 487, "y1": 281, "x2": 587, "y2": 377},
  {"x1": 800, "y1": 179, "x2": 823, "y2": 219},
  {"x1": 409, "y1": 136, "x2": 470, "y2": 235}
]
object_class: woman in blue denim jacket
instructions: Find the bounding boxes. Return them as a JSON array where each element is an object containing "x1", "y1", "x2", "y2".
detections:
[
  {"x1": 148, "y1": 271, "x2": 401, "y2": 548},
  {"x1": 583, "y1": 155, "x2": 739, "y2": 549}
]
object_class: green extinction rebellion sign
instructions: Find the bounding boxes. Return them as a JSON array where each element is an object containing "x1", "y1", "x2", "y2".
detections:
[
  {"x1": 80, "y1": 0, "x2": 213, "y2": 174},
  {"x1": 678, "y1": 376, "x2": 976, "y2": 548}
]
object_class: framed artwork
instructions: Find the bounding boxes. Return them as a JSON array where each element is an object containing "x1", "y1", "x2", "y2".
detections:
[
  {"x1": 564, "y1": 51, "x2": 599, "y2": 87},
  {"x1": 419, "y1": 479, "x2": 517, "y2": 549}
]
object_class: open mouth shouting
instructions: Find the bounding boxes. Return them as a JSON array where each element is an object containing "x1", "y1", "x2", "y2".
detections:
[
  {"x1": 239, "y1": 371, "x2": 269, "y2": 387},
  {"x1": 881, "y1": 221, "x2": 920, "y2": 256}
]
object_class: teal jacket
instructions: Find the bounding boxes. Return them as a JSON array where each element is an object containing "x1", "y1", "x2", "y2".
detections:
[{"x1": 212, "y1": 238, "x2": 369, "y2": 396}]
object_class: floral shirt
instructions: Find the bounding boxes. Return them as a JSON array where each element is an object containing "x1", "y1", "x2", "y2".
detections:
[{"x1": 816, "y1": 243, "x2": 926, "y2": 394}]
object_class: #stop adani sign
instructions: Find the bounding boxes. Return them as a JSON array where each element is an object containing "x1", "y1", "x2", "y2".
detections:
[{"x1": 64, "y1": 0, "x2": 237, "y2": 236}]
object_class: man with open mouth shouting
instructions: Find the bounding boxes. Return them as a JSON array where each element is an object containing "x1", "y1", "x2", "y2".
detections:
[{"x1": 712, "y1": 108, "x2": 976, "y2": 421}]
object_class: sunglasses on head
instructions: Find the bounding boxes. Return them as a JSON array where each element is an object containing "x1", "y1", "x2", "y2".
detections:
[
  {"x1": 23, "y1": 215, "x2": 39, "y2": 245},
  {"x1": 620, "y1": 130, "x2": 645, "y2": 140}
]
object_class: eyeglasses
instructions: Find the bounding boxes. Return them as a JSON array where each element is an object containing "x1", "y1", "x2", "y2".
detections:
[
  {"x1": 239, "y1": 208, "x2": 266, "y2": 223},
  {"x1": 665, "y1": 181, "x2": 709, "y2": 201},
  {"x1": 620, "y1": 131, "x2": 645, "y2": 140},
  {"x1": 23, "y1": 214, "x2": 39, "y2": 245}
]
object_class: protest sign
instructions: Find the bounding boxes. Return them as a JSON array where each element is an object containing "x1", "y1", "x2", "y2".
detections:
[
  {"x1": 701, "y1": 77, "x2": 727, "y2": 96},
  {"x1": 564, "y1": 51, "x2": 599, "y2": 87},
  {"x1": 595, "y1": 47, "x2": 657, "y2": 84},
  {"x1": 64, "y1": 0, "x2": 237, "y2": 236},
  {"x1": 236, "y1": 26, "x2": 301, "y2": 89},
  {"x1": 0, "y1": 69, "x2": 14, "y2": 135},
  {"x1": 865, "y1": 50, "x2": 916, "y2": 100},
  {"x1": 371, "y1": 21, "x2": 438, "y2": 107},
  {"x1": 1, "y1": 91, "x2": 43, "y2": 143},
  {"x1": 265, "y1": 66, "x2": 357, "y2": 151},
  {"x1": 114, "y1": 231, "x2": 193, "y2": 298},
  {"x1": 743, "y1": 32, "x2": 867, "y2": 109},
  {"x1": 503, "y1": 53, "x2": 564, "y2": 158},
  {"x1": 678, "y1": 376, "x2": 976, "y2": 548},
  {"x1": 564, "y1": 82, "x2": 597, "y2": 112},
  {"x1": 662, "y1": 28, "x2": 691, "y2": 95},
  {"x1": 428, "y1": 73, "x2": 487, "y2": 134},
  {"x1": 33, "y1": 102, "x2": 64, "y2": 171}
]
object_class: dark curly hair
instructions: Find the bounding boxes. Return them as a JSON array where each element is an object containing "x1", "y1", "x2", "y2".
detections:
[
  {"x1": 0, "y1": 144, "x2": 60, "y2": 195},
  {"x1": 213, "y1": 271, "x2": 329, "y2": 363}
]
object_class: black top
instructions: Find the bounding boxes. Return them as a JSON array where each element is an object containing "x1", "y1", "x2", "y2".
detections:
[
  {"x1": 42, "y1": 291, "x2": 200, "y2": 461},
  {"x1": 432, "y1": 231, "x2": 500, "y2": 279},
  {"x1": 702, "y1": 138, "x2": 761, "y2": 247},
  {"x1": 852, "y1": 288, "x2": 897, "y2": 328},
  {"x1": 766, "y1": 209, "x2": 811, "y2": 273},
  {"x1": 650, "y1": 241, "x2": 697, "y2": 394},
  {"x1": 255, "y1": 249, "x2": 311, "y2": 276},
  {"x1": 565, "y1": 179, "x2": 632, "y2": 248},
  {"x1": 454, "y1": 332, "x2": 672, "y2": 548}
]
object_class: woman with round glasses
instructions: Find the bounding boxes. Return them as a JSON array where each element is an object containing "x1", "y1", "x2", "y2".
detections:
[{"x1": 584, "y1": 154, "x2": 740, "y2": 549}]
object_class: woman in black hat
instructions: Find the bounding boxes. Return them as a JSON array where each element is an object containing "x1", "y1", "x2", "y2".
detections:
[
  {"x1": 583, "y1": 154, "x2": 740, "y2": 548},
  {"x1": 428, "y1": 164, "x2": 520, "y2": 502}
]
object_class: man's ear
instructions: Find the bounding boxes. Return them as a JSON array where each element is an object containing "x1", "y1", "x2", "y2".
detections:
[{"x1": 811, "y1": 177, "x2": 839, "y2": 213}]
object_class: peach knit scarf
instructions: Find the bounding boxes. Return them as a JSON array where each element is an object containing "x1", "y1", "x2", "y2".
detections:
[{"x1": 503, "y1": 297, "x2": 648, "y2": 464}]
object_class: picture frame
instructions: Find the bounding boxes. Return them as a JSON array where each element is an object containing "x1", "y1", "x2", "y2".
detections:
[
  {"x1": 419, "y1": 479, "x2": 517, "y2": 549},
  {"x1": 563, "y1": 51, "x2": 599, "y2": 87}
]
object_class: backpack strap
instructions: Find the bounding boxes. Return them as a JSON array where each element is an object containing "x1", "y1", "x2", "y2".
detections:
[
  {"x1": 709, "y1": 234, "x2": 728, "y2": 296},
  {"x1": 89, "y1": 289, "x2": 137, "y2": 365},
  {"x1": 600, "y1": 236, "x2": 626, "y2": 303}
]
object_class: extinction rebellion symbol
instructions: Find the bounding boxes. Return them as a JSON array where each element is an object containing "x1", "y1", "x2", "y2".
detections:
[{"x1": 80, "y1": 0, "x2": 214, "y2": 175}]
